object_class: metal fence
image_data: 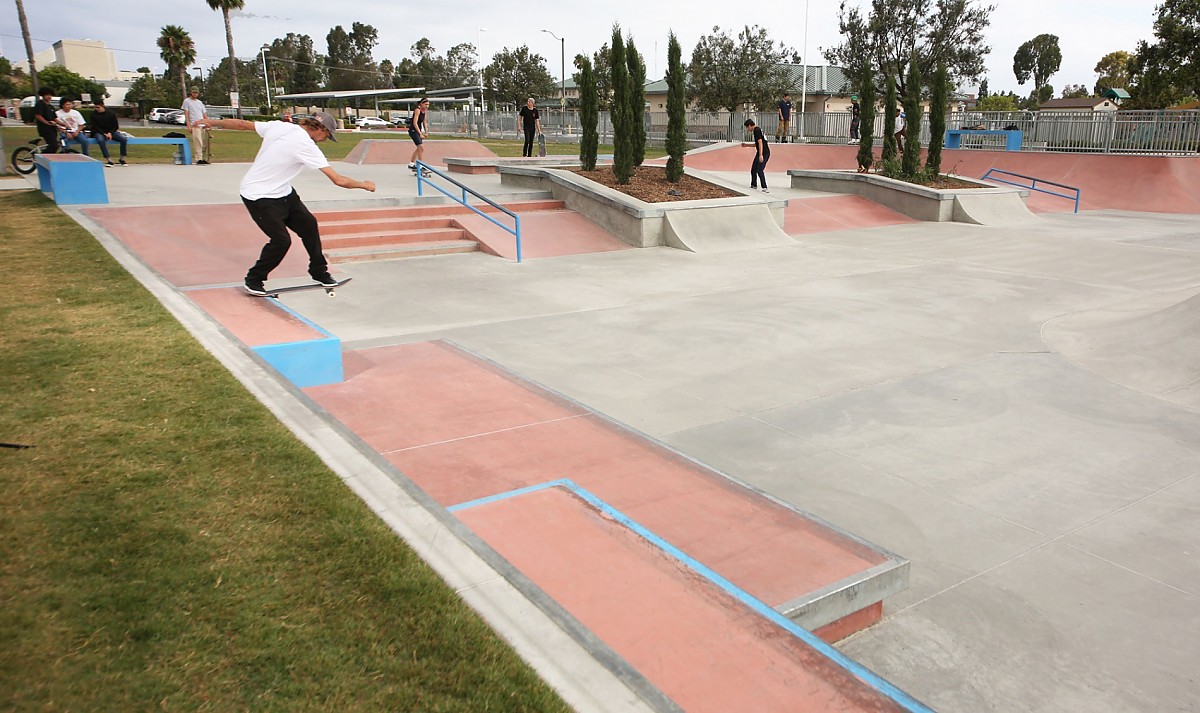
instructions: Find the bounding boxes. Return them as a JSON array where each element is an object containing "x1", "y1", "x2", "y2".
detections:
[{"x1": 407, "y1": 107, "x2": 1200, "y2": 156}]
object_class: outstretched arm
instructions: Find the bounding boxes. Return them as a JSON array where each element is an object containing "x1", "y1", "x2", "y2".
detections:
[
  {"x1": 195, "y1": 118, "x2": 255, "y2": 131},
  {"x1": 320, "y1": 167, "x2": 376, "y2": 192}
]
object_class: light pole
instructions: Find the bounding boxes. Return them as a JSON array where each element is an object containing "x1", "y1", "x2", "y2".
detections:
[
  {"x1": 798, "y1": 0, "x2": 810, "y2": 142},
  {"x1": 193, "y1": 66, "x2": 204, "y2": 84},
  {"x1": 477, "y1": 28, "x2": 487, "y2": 138},
  {"x1": 541, "y1": 29, "x2": 566, "y2": 128},
  {"x1": 260, "y1": 45, "x2": 271, "y2": 111}
]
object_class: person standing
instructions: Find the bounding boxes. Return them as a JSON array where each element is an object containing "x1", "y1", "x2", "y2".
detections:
[
  {"x1": 88, "y1": 99, "x2": 128, "y2": 166},
  {"x1": 776, "y1": 93, "x2": 792, "y2": 143},
  {"x1": 33, "y1": 87, "x2": 64, "y2": 154},
  {"x1": 848, "y1": 95, "x2": 861, "y2": 143},
  {"x1": 182, "y1": 87, "x2": 211, "y2": 164},
  {"x1": 192, "y1": 112, "x2": 376, "y2": 295},
  {"x1": 518, "y1": 98, "x2": 541, "y2": 157},
  {"x1": 408, "y1": 97, "x2": 429, "y2": 171},
  {"x1": 56, "y1": 99, "x2": 89, "y2": 155},
  {"x1": 744, "y1": 118, "x2": 771, "y2": 193},
  {"x1": 894, "y1": 108, "x2": 906, "y2": 154}
]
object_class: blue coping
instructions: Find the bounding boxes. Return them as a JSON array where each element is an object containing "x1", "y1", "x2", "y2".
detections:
[
  {"x1": 35, "y1": 154, "x2": 108, "y2": 205},
  {"x1": 249, "y1": 298, "x2": 343, "y2": 387},
  {"x1": 450, "y1": 478, "x2": 935, "y2": 713}
]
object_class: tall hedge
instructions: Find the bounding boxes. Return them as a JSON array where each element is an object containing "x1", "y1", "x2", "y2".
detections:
[
  {"x1": 926, "y1": 61, "x2": 949, "y2": 177},
  {"x1": 882, "y1": 74, "x2": 898, "y2": 162},
  {"x1": 901, "y1": 56, "x2": 923, "y2": 180},
  {"x1": 665, "y1": 32, "x2": 687, "y2": 183},
  {"x1": 856, "y1": 60, "x2": 876, "y2": 172},
  {"x1": 609, "y1": 25, "x2": 633, "y2": 184},
  {"x1": 626, "y1": 37, "x2": 647, "y2": 167},
  {"x1": 577, "y1": 55, "x2": 599, "y2": 171}
]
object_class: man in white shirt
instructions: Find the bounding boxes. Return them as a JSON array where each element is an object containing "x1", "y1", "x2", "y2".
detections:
[
  {"x1": 181, "y1": 87, "x2": 211, "y2": 164},
  {"x1": 894, "y1": 108, "x2": 907, "y2": 155},
  {"x1": 193, "y1": 112, "x2": 375, "y2": 295},
  {"x1": 56, "y1": 99, "x2": 90, "y2": 156}
]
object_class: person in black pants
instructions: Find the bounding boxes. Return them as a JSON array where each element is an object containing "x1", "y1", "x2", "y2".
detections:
[
  {"x1": 518, "y1": 98, "x2": 541, "y2": 157},
  {"x1": 88, "y1": 99, "x2": 128, "y2": 166},
  {"x1": 33, "y1": 87, "x2": 64, "y2": 154},
  {"x1": 744, "y1": 118, "x2": 771, "y2": 193}
]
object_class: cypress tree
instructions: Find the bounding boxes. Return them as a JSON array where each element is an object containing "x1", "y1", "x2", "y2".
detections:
[
  {"x1": 901, "y1": 56, "x2": 922, "y2": 180},
  {"x1": 578, "y1": 55, "x2": 599, "y2": 171},
  {"x1": 610, "y1": 25, "x2": 632, "y2": 184},
  {"x1": 626, "y1": 36, "x2": 647, "y2": 167},
  {"x1": 882, "y1": 73, "x2": 898, "y2": 162},
  {"x1": 856, "y1": 60, "x2": 876, "y2": 173},
  {"x1": 665, "y1": 32, "x2": 687, "y2": 183},
  {"x1": 926, "y1": 61, "x2": 949, "y2": 177}
]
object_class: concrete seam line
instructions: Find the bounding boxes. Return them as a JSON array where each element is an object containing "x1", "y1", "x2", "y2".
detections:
[{"x1": 61, "y1": 208, "x2": 663, "y2": 713}]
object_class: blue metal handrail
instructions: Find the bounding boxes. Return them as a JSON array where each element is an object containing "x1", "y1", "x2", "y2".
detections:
[
  {"x1": 980, "y1": 168, "x2": 1081, "y2": 213},
  {"x1": 414, "y1": 160, "x2": 523, "y2": 262}
]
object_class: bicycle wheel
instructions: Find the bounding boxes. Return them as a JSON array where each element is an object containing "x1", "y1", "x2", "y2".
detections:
[{"x1": 11, "y1": 146, "x2": 36, "y2": 175}]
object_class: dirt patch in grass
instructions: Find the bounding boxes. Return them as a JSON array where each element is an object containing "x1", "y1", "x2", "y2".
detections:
[{"x1": 570, "y1": 164, "x2": 741, "y2": 202}]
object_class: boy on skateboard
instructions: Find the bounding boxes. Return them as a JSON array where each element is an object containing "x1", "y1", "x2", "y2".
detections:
[{"x1": 192, "y1": 112, "x2": 376, "y2": 295}]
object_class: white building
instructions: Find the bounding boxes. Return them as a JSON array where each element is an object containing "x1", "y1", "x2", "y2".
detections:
[{"x1": 15, "y1": 39, "x2": 143, "y2": 105}]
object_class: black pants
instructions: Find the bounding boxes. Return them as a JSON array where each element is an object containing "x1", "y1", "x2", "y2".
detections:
[
  {"x1": 242, "y1": 190, "x2": 328, "y2": 282},
  {"x1": 751, "y1": 149, "x2": 770, "y2": 189},
  {"x1": 522, "y1": 127, "x2": 536, "y2": 157},
  {"x1": 37, "y1": 124, "x2": 61, "y2": 154}
]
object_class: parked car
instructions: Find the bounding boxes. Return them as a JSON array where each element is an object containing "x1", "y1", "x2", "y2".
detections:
[
  {"x1": 148, "y1": 108, "x2": 186, "y2": 125},
  {"x1": 356, "y1": 116, "x2": 391, "y2": 129},
  {"x1": 389, "y1": 115, "x2": 410, "y2": 128}
]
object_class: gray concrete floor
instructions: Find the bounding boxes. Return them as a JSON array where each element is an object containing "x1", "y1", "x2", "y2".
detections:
[{"x1": 45, "y1": 158, "x2": 1200, "y2": 711}]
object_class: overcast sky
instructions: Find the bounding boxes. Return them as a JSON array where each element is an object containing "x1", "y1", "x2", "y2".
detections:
[{"x1": 0, "y1": 0, "x2": 1159, "y2": 96}]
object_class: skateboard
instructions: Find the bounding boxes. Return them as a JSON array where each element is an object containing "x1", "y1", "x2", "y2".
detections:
[
  {"x1": 410, "y1": 164, "x2": 432, "y2": 177},
  {"x1": 250, "y1": 277, "x2": 352, "y2": 298},
  {"x1": 537, "y1": 132, "x2": 547, "y2": 157}
]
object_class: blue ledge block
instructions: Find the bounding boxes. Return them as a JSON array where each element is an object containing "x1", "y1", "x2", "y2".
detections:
[
  {"x1": 252, "y1": 337, "x2": 343, "y2": 388},
  {"x1": 35, "y1": 154, "x2": 109, "y2": 205}
]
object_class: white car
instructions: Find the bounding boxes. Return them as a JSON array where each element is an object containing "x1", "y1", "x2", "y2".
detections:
[
  {"x1": 149, "y1": 108, "x2": 186, "y2": 125},
  {"x1": 356, "y1": 116, "x2": 391, "y2": 129}
]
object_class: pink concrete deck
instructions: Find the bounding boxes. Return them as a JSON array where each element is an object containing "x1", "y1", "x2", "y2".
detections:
[
  {"x1": 342, "y1": 139, "x2": 498, "y2": 166},
  {"x1": 457, "y1": 486, "x2": 907, "y2": 713},
  {"x1": 456, "y1": 210, "x2": 632, "y2": 260},
  {"x1": 686, "y1": 144, "x2": 1200, "y2": 214},
  {"x1": 187, "y1": 287, "x2": 326, "y2": 346},
  {"x1": 785, "y1": 195, "x2": 917, "y2": 235}
]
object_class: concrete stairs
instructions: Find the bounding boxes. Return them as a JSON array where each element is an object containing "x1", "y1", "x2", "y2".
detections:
[{"x1": 313, "y1": 200, "x2": 568, "y2": 263}]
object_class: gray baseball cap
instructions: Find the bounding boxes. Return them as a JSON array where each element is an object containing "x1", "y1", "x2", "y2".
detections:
[{"x1": 315, "y1": 111, "x2": 338, "y2": 141}]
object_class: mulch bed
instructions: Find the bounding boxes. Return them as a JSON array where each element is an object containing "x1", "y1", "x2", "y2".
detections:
[{"x1": 569, "y1": 165, "x2": 740, "y2": 203}]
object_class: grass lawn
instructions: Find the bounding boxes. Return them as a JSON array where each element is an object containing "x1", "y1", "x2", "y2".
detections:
[
  {"x1": 0, "y1": 189, "x2": 569, "y2": 710},
  {"x1": 3, "y1": 124, "x2": 665, "y2": 168}
]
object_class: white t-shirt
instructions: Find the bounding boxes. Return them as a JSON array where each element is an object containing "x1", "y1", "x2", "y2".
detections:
[
  {"x1": 56, "y1": 109, "x2": 85, "y2": 133},
  {"x1": 895, "y1": 112, "x2": 906, "y2": 132},
  {"x1": 181, "y1": 97, "x2": 207, "y2": 123},
  {"x1": 239, "y1": 121, "x2": 330, "y2": 201}
]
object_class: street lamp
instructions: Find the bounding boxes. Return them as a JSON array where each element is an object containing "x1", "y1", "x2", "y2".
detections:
[
  {"x1": 798, "y1": 0, "x2": 810, "y2": 142},
  {"x1": 193, "y1": 66, "x2": 204, "y2": 84},
  {"x1": 541, "y1": 29, "x2": 566, "y2": 117},
  {"x1": 477, "y1": 28, "x2": 487, "y2": 138},
  {"x1": 259, "y1": 45, "x2": 271, "y2": 110}
]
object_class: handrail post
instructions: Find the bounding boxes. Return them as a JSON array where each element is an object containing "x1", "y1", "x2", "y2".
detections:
[
  {"x1": 416, "y1": 160, "x2": 425, "y2": 197},
  {"x1": 514, "y1": 214, "x2": 522, "y2": 263}
]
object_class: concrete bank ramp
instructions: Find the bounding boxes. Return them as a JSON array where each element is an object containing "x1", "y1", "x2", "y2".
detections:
[
  {"x1": 664, "y1": 203, "x2": 795, "y2": 253},
  {"x1": 1042, "y1": 290, "x2": 1200, "y2": 410},
  {"x1": 952, "y1": 191, "x2": 1041, "y2": 226}
]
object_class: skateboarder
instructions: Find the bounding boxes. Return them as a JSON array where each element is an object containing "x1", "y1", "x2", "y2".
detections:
[
  {"x1": 744, "y1": 118, "x2": 771, "y2": 193},
  {"x1": 519, "y1": 98, "x2": 541, "y2": 157},
  {"x1": 408, "y1": 97, "x2": 429, "y2": 172},
  {"x1": 192, "y1": 112, "x2": 376, "y2": 296}
]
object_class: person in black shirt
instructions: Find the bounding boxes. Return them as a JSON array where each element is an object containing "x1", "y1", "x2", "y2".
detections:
[
  {"x1": 407, "y1": 97, "x2": 429, "y2": 170},
  {"x1": 744, "y1": 118, "x2": 771, "y2": 192},
  {"x1": 518, "y1": 98, "x2": 541, "y2": 157},
  {"x1": 33, "y1": 87, "x2": 64, "y2": 154},
  {"x1": 89, "y1": 99, "x2": 128, "y2": 166}
]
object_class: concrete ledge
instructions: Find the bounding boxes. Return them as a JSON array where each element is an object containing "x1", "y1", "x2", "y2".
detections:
[
  {"x1": 36, "y1": 153, "x2": 108, "y2": 205},
  {"x1": 788, "y1": 169, "x2": 1028, "y2": 223},
  {"x1": 445, "y1": 156, "x2": 582, "y2": 174},
  {"x1": 500, "y1": 165, "x2": 787, "y2": 249},
  {"x1": 250, "y1": 300, "x2": 344, "y2": 388}
]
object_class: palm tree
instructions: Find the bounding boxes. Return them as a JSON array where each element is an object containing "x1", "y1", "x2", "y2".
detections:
[
  {"x1": 157, "y1": 25, "x2": 197, "y2": 100},
  {"x1": 205, "y1": 0, "x2": 245, "y2": 117},
  {"x1": 15, "y1": 0, "x2": 38, "y2": 95}
]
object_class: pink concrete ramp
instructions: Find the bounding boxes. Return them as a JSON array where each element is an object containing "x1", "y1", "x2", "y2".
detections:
[
  {"x1": 686, "y1": 144, "x2": 1200, "y2": 214},
  {"x1": 785, "y1": 195, "x2": 917, "y2": 235},
  {"x1": 456, "y1": 209, "x2": 632, "y2": 260},
  {"x1": 342, "y1": 139, "x2": 498, "y2": 166}
]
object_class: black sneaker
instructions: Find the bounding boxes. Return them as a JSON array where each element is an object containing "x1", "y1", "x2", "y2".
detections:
[
  {"x1": 244, "y1": 279, "x2": 268, "y2": 296},
  {"x1": 105, "y1": 160, "x2": 114, "y2": 167},
  {"x1": 118, "y1": 159, "x2": 127, "y2": 166},
  {"x1": 311, "y1": 273, "x2": 338, "y2": 287}
]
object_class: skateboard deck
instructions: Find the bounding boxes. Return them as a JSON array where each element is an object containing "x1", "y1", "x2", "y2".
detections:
[
  {"x1": 250, "y1": 277, "x2": 352, "y2": 298},
  {"x1": 537, "y1": 132, "x2": 547, "y2": 157}
]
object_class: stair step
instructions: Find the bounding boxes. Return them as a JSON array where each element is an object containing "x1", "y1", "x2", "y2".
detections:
[
  {"x1": 320, "y1": 216, "x2": 455, "y2": 235},
  {"x1": 328, "y1": 240, "x2": 479, "y2": 262},
  {"x1": 312, "y1": 199, "x2": 566, "y2": 225},
  {"x1": 324, "y1": 227, "x2": 467, "y2": 249}
]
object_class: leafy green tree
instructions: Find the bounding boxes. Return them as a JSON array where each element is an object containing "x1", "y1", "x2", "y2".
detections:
[
  {"x1": 326, "y1": 23, "x2": 379, "y2": 90},
  {"x1": 1129, "y1": 0, "x2": 1199, "y2": 107},
  {"x1": 395, "y1": 39, "x2": 478, "y2": 91},
  {"x1": 900, "y1": 56, "x2": 922, "y2": 179},
  {"x1": 882, "y1": 74, "x2": 898, "y2": 162},
  {"x1": 1093, "y1": 50, "x2": 1133, "y2": 95},
  {"x1": 35, "y1": 65, "x2": 107, "y2": 102},
  {"x1": 978, "y1": 77, "x2": 989, "y2": 99},
  {"x1": 572, "y1": 44, "x2": 617, "y2": 110},
  {"x1": 665, "y1": 32, "x2": 687, "y2": 183},
  {"x1": 609, "y1": 25, "x2": 632, "y2": 184},
  {"x1": 482, "y1": 46, "x2": 555, "y2": 108},
  {"x1": 927, "y1": 61, "x2": 949, "y2": 176},
  {"x1": 825, "y1": 0, "x2": 993, "y2": 100},
  {"x1": 158, "y1": 25, "x2": 197, "y2": 100},
  {"x1": 856, "y1": 60, "x2": 877, "y2": 172},
  {"x1": 626, "y1": 36, "x2": 647, "y2": 167},
  {"x1": 576, "y1": 54, "x2": 598, "y2": 171},
  {"x1": 0, "y1": 57, "x2": 24, "y2": 98},
  {"x1": 202, "y1": 56, "x2": 260, "y2": 106},
  {"x1": 1013, "y1": 33, "x2": 1062, "y2": 100},
  {"x1": 265, "y1": 33, "x2": 324, "y2": 96},
  {"x1": 205, "y1": 0, "x2": 245, "y2": 116},
  {"x1": 1060, "y1": 84, "x2": 1090, "y2": 98},
  {"x1": 125, "y1": 72, "x2": 170, "y2": 115},
  {"x1": 687, "y1": 25, "x2": 794, "y2": 111},
  {"x1": 977, "y1": 93, "x2": 1018, "y2": 111}
]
